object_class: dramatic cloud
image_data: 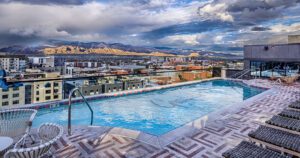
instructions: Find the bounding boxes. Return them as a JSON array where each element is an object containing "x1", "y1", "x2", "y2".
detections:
[
  {"x1": 198, "y1": 0, "x2": 300, "y2": 23},
  {"x1": 0, "y1": 0, "x2": 90, "y2": 5},
  {"x1": 0, "y1": 0, "x2": 299, "y2": 53},
  {"x1": 198, "y1": 3, "x2": 234, "y2": 22},
  {"x1": 251, "y1": 26, "x2": 271, "y2": 31}
]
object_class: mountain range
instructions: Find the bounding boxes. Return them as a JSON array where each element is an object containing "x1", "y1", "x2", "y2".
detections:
[{"x1": 0, "y1": 40, "x2": 242, "y2": 59}]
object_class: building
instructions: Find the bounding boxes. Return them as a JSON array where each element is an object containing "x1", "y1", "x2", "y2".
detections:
[
  {"x1": 175, "y1": 65, "x2": 204, "y2": 71},
  {"x1": 27, "y1": 80, "x2": 63, "y2": 104},
  {"x1": 0, "y1": 55, "x2": 27, "y2": 73},
  {"x1": 64, "y1": 61, "x2": 106, "y2": 76},
  {"x1": 64, "y1": 77, "x2": 145, "y2": 98},
  {"x1": 28, "y1": 56, "x2": 55, "y2": 68},
  {"x1": 244, "y1": 43, "x2": 300, "y2": 77},
  {"x1": 0, "y1": 70, "x2": 25, "y2": 107},
  {"x1": 64, "y1": 80, "x2": 104, "y2": 98},
  {"x1": 122, "y1": 79, "x2": 144, "y2": 90},
  {"x1": 0, "y1": 85, "x2": 25, "y2": 107},
  {"x1": 178, "y1": 71, "x2": 210, "y2": 81}
]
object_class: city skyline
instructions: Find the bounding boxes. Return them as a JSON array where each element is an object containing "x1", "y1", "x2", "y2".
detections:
[{"x1": 0, "y1": 0, "x2": 300, "y2": 53}]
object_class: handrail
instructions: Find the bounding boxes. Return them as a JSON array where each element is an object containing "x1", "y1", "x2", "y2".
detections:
[
  {"x1": 230, "y1": 70, "x2": 244, "y2": 78},
  {"x1": 229, "y1": 69, "x2": 250, "y2": 79},
  {"x1": 236, "y1": 69, "x2": 251, "y2": 79},
  {"x1": 68, "y1": 88, "x2": 94, "y2": 135}
]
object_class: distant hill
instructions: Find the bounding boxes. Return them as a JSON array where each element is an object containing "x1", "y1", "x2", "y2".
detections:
[{"x1": 0, "y1": 40, "x2": 242, "y2": 59}]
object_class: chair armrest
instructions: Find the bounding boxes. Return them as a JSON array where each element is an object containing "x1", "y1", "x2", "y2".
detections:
[{"x1": 14, "y1": 133, "x2": 28, "y2": 149}]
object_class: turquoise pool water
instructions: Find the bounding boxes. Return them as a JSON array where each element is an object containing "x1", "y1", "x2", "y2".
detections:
[{"x1": 33, "y1": 80, "x2": 265, "y2": 135}]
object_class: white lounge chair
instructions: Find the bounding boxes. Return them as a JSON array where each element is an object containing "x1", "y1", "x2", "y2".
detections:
[
  {"x1": 4, "y1": 123, "x2": 64, "y2": 158},
  {"x1": 0, "y1": 109, "x2": 37, "y2": 145}
]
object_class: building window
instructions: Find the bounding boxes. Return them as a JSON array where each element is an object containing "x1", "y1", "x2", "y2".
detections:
[
  {"x1": 250, "y1": 61, "x2": 300, "y2": 78},
  {"x1": 2, "y1": 89, "x2": 9, "y2": 92},
  {"x1": 44, "y1": 82, "x2": 51, "y2": 88},
  {"x1": 45, "y1": 96, "x2": 51, "y2": 100},
  {"x1": 36, "y1": 91, "x2": 39, "y2": 95},
  {"x1": 54, "y1": 82, "x2": 59, "y2": 87},
  {"x1": 13, "y1": 94, "x2": 19, "y2": 98},
  {"x1": 13, "y1": 87, "x2": 19, "y2": 91},
  {"x1": 54, "y1": 95, "x2": 59, "y2": 99},
  {"x1": 36, "y1": 97, "x2": 39, "y2": 101},
  {"x1": 54, "y1": 89, "x2": 59, "y2": 93},
  {"x1": 25, "y1": 98, "x2": 31, "y2": 104},
  {"x1": 46, "y1": 90, "x2": 51, "y2": 94},
  {"x1": 13, "y1": 100, "x2": 19, "y2": 105},
  {"x1": 25, "y1": 85, "x2": 31, "y2": 90},
  {"x1": 2, "y1": 95, "x2": 8, "y2": 99},
  {"x1": 2, "y1": 101, "x2": 9, "y2": 106}
]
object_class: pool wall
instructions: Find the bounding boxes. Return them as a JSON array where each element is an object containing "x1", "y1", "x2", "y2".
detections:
[{"x1": 0, "y1": 77, "x2": 268, "y2": 111}]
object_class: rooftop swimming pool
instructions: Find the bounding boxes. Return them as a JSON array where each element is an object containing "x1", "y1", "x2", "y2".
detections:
[{"x1": 33, "y1": 80, "x2": 266, "y2": 136}]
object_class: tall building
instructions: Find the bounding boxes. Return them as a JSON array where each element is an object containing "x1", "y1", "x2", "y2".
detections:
[{"x1": 0, "y1": 55, "x2": 27, "y2": 73}]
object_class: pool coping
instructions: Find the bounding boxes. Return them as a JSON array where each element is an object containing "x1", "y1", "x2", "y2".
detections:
[{"x1": 0, "y1": 77, "x2": 271, "y2": 148}]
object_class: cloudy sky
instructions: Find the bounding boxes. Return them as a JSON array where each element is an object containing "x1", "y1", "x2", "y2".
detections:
[{"x1": 0, "y1": 0, "x2": 300, "y2": 53}]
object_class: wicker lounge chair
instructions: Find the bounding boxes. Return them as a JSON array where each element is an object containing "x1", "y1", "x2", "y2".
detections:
[
  {"x1": 249, "y1": 125, "x2": 300, "y2": 157},
  {"x1": 282, "y1": 76, "x2": 299, "y2": 85},
  {"x1": 288, "y1": 101, "x2": 300, "y2": 110},
  {"x1": 0, "y1": 109, "x2": 37, "y2": 145},
  {"x1": 266, "y1": 115, "x2": 300, "y2": 132},
  {"x1": 222, "y1": 141, "x2": 291, "y2": 158},
  {"x1": 279, "y1": 109, "x2": 300, "y2": 120},
  {"x1": 4, "y1": 123, "x2": 63, "y2": 158}
]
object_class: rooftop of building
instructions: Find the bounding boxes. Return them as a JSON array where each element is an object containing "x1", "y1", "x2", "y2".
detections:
[{"x1": 7, "y1": 79, "x2": 300, "y2": 157}]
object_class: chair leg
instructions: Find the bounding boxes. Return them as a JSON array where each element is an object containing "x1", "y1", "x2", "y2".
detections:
[
  {"x1": 20, "y1": 136, "x2": 27, "y2": 147},
  {"x1": 48, "y1": 150, "x2": 55, "y2": 158},
  {"x1": 28, "y1": 134, "x2": 35, "y2": 144}
]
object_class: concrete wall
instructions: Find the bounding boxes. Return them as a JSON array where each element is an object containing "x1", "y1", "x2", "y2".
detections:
[
  {"x1": 288, "y1": 35, "x2": 300, "y2": 44},
  {"x1": 103, "y1": 82, "x2": 123, "y2": 93},
  {"x1": 78, "y1": 84, "x2": 103, "y2": 96},
  {"x1": 124, "y1": 80, "x2": 144, "y2": 90},
  {"x1": 244, "y1": 44, "x2": 300, "y2": 62}
]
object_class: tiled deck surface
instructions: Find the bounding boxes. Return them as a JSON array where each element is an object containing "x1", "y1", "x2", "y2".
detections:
[{"x1": 50, "y1": 79, "x2": 300, "y2": 158}]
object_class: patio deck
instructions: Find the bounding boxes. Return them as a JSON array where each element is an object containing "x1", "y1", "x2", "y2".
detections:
[{"x1": 40, "y1": 80, "x2": 300, "y2": 157}]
